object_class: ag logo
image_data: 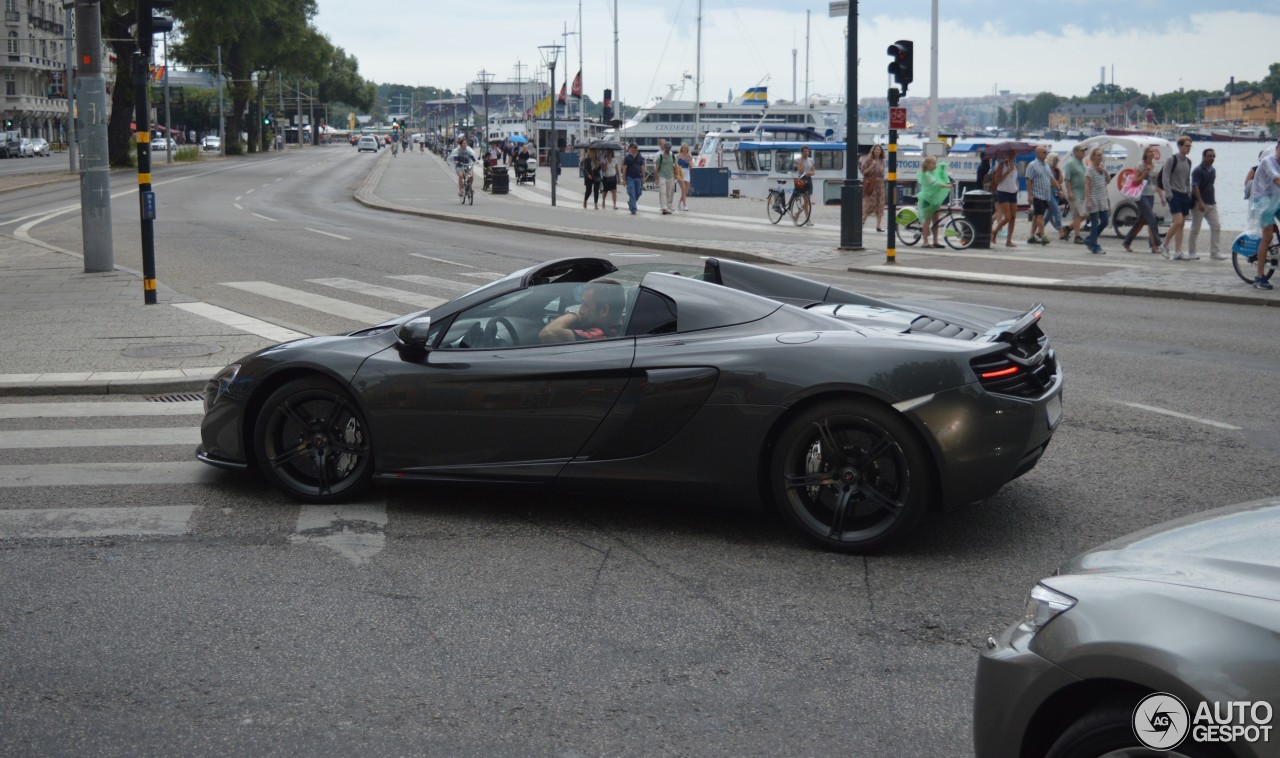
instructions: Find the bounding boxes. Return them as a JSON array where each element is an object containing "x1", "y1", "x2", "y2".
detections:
[{"x1": 1133, "y1": 692, "x2": 1190, "y2": 750}]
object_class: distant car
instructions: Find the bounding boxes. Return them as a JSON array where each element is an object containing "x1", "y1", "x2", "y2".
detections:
[
  {"x1": 357, "y1": 136, "x2": 379, "y2": 153},
  {"x1": 0, "y1": 130, "x2": 20, "y2": 159},
  {"x1": 19, "y1": 138, "x2": 35, "y2": 158},
  {"x1": 974, "y1": 496, "x2": 1280, "y2": 758},
  {"x1": 200, "y1": 136, "x2": 222, "y2": 151},
  {"x1": 29, "y1": 137, "x2": 50, "y2": 157},
  {"x1": 152, "y1": 137, "x2": 175, "y2": 151}
]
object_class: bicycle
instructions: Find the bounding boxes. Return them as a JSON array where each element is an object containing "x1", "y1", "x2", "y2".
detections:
[
  {"x1": 894, "y1": 192, "x2": 975, "y2": 250},
  {"x1": 458, "y1": 163, "x2": 475, "y2": 205},
  {"x1": 1230, "y1": 228, "x2": 1278, "y2": 285},
  {"x1": 765, "y1": 179, "x2": 812, "y2": 226}
]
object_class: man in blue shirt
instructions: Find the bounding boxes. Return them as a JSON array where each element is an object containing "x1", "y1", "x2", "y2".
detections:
[
  {"x1": 1189, "y1": 148, "x2": 1223, "y2": 260},
  {"x1": 623, "y1": 143, "x2": 645, "y2": 215},
  {"x1": 1024, "y1": 145, "x2": 1057, "y2": 245}
]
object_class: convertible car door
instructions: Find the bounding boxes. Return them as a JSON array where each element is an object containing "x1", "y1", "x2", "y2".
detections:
[{"x1": 357, "y1": 339, "x2": 636, "y2": 480}]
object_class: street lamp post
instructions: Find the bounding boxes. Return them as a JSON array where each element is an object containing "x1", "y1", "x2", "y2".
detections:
[
  {"x1": 478, "y1": 69, "x2": 494, "y2": 147},
  {"x1": 538, "y1": 43, "x2": 564, "y2": 207}
]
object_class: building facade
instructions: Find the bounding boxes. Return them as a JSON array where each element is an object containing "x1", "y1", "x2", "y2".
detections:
[
  {"x1": 1200, "y1": 90, "x2": 1276, "y2": 126},
  {"x1": 2, "y1": 0, "x2": 71, "y2": 142}
]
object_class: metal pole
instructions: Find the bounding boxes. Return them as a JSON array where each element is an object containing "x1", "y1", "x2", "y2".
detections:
[
  {"x1": 887, "y1": 112, "x2": 898, "y2": 263},
  {"x1": 804, "y1": 10, "x2": 810, "y2": 103},
  {"x1": 613, "y1": 0, "x2": 619, "y2": 113},
  {"x1": 838, "y1": 4, "x2": 863, "y2": 251},
  {"x1": 550, "y1": 61, "x2": 558, "y2": 205},
  {"x1": 929, "y1": 0, "x2": 938, "y2": 140},
  {"x1": 578, "y1": 0, "x2": 584, "y2": 145},
  {"x1": 63, "y1": 0, "x2": 77, "y2": 174},
  {"x1": 216, "y1": 45, "x2": 224, "y2": 156},
  {"x1": 278, "y1": 74, "x2": 284, "y2": 149},
  {"x1": 296, "y1": 80, "x2": 302, "y2": 147},
  {"x1": 309, "y1": 85, "x2": 315, "y2": 144},
  {"x1": 694, "y1": 0, "x2": 702, "y2": 147},
  {"x1": 133, "y1": 9, "x2": 157, "y2": 304},
  {"x1": 163, "y1": 31, "x2": 171, "y2": 163},
  {"x1": 73, "y1": 0, "x2": 111, "y2": 273}
]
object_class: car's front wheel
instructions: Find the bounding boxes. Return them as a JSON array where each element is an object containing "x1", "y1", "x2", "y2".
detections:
[
  {"x1": 253, "y1": 376, "x2": 373, "y2": 503},
  {"x1": 1046, "y1": 699, "x2": 1225, "y2": 758},
  {"x1": 770, "y1": 399, "x2": 932, "y2": 552}
]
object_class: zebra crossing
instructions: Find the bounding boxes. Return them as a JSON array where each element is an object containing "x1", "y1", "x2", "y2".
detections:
[{"x1": 0, "y1": 398, "x2": 389, "y2": 564}]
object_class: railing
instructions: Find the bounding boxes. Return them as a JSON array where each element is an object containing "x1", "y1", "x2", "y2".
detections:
[{"x1": 4, "y1": 10, "x2": 21, "y2": 23}]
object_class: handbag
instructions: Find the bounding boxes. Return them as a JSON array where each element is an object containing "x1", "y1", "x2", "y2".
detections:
[{"x1": 1120, "y1": 175, "x2": 1146, "y2": 199}]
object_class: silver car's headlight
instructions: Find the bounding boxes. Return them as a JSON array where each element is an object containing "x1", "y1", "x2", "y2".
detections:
[
  {"x1": 1019, "y1": 583, "x2": 1076, "y2": 634},
  {"x1": 202, "y1": 363, "x2": 241, "y2": 413}
]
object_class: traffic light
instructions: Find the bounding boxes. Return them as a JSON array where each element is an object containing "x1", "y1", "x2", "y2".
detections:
[
  {"x1": 263, "y1": 115, "x2": 271, "y2": 126},
  {"x1": 136, "y1": 0, "x2": 175, "y2": 50},
  {"x1": 887, "y1": 40, "x2": 914, "y2": 94}
]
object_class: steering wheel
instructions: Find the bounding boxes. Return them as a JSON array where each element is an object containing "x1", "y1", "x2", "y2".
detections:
[
  {"x1": 492, "y1": 317, "x2": 520, "y2": 346},
  {"x1": 481, "y1": 318, "x2": 520, "y2": 348}
]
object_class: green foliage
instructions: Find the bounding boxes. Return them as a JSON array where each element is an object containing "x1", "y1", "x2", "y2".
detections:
[{"x1": 174, "y1": 146, "x2": 201, "y2": 162}]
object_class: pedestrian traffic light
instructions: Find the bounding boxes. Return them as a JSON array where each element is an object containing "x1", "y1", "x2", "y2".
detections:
[{"x1": 887, "y1": 40, "x2": 913, "y2": 94}]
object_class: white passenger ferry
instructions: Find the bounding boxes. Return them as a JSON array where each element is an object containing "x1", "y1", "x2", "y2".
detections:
[{"x1": 607, "y1": 84, "x2": 843, "y2": 153}]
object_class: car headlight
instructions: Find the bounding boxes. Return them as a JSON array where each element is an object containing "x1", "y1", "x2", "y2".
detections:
[
  {"x1": 1019, "y1": 583, "x2": 1076, "y2": 633},
  {"x1": 202, "y1": 363, "x2": 241, "y2": 413}
]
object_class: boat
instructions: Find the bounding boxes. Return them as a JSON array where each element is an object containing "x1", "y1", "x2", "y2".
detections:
[
  {"x1": 1210, "y1": 126, "x2": 1270, "y2": 142},
  {"x1": 605, "y1": 82, "x2": 843, "y2": 154}
]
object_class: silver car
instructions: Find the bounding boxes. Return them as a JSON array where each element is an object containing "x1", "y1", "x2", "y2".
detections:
[
  {"x1": 29, "y1": 137, "x2": 50, "y2": 156},
  {"x1": 974, "y1": 497, "x2": 1280, "y2": 757}
]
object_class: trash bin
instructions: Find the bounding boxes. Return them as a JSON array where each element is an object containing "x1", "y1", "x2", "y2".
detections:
[
  {"x1": 489, "y1": 166, "x2": 509, "y2": 194},
  {"x1": 962, "y1": 190, "x2": 995, "y2": 249},
  {"x1": 688, "y1": 167, "x2": 729, "y2": 197}
]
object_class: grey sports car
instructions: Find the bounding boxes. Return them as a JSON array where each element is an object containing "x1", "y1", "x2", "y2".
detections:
[{"x1": 197, "y1": 256, "x2": 1063, "y2": 552}]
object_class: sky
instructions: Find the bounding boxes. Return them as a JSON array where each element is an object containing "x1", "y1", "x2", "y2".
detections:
[{"x1": 311, "y1": 1, "x2": 1279, "y2": 109}]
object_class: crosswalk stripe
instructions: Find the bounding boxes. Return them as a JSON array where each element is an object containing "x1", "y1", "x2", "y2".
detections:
[
  {"x1": 0, "y1": 505, "x2": 198, "y2": 539},
  {"x1": 173, "y1": 301, "x2": 309, "y2": 342},
  {"x1": 0, "y1": 401, "x2": 203, "y2": 419},
  {"x1": 458, "y1": 272, "x2": 503, "y2": 281},
  {"x1": 386, "y1": 274, "x2": 479, "y2": 294},
  {"x1": 0, "y1": 462, "x2": 222, "y2": 488},
  {"x1": 0, "y1": 428, "x2": 202, "y2": 449},
  {"x1": 221, "y1": 281, "x2": 398, "y2": 324},
  {"x1": 307, "y1": 277, "x2": 447, "y2": 308}
]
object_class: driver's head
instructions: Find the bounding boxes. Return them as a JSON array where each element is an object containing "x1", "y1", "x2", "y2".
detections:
[{"x1": 578, "y1": 281, "x2": 625, "y2": 329}]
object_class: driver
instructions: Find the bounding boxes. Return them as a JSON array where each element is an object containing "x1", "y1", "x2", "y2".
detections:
[
  {"x1": 447, "y1": 137, "x2": 478, "y2": 197},
  {"x1": 539, "y1": 281, "x2": 625, "y2": 343}
]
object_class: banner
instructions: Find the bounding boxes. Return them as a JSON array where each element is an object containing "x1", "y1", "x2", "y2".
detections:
[
  {"x1": 558, "y1": 82, "x2": 567, "y2": 104},
  {"x1": 571, "y1": 71, "x2": 582, "y2": 98},
  {"x1": 535, "y1": 95, "x2": 553, "y2": 117}
]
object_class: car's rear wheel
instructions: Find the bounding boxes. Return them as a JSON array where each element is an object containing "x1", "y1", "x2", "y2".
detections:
[
  {"x1": 770, "y1": 399, "x2": 931, "y2": 553},
  {"x1": 1046, "y1": 699, "x2": 1225, "y2": 758},
  {"x1": 253, "y1": 377, "x2": 373, "y2": 503}
]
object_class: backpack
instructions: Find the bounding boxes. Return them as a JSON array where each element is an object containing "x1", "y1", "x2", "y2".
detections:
[{"x1": 1156, "y1": 157, "x2": 1172, "y2": 191}]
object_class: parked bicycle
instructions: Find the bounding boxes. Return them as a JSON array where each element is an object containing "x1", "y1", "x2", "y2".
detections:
[
  {"x1": 1230, "y1": 228, "x2": 1278, "y2": 285},
  {"x1": 765, "y1": 179, "x2": 812, "y2": 226},
  {"x1": 894, "y1": 191, "x2": 975, "y2": 250}
]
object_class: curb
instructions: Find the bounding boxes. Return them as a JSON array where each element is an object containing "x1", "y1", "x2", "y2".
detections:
[{"x1": 0, "y1": 376, "x2": 208, "y2": 398}]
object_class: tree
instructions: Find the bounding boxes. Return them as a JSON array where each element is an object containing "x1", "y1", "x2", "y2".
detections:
[{"x1": 101, "y1": 0, "x2": 140, "y2": 167}]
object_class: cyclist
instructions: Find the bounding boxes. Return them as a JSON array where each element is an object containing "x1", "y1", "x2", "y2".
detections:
[
  {"x1": 448, "y1": 137, "x2": 478, "y2": 198},
  {"x1": 793, "y1": 145, "x2": 816, "y2": 226}
]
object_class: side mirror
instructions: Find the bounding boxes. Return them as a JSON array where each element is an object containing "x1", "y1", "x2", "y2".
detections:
[{"x1": 394, "y1": 316, "x2": 432, "y2": 360}]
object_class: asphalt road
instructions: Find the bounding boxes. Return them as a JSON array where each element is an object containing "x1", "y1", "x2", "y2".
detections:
[{"x1": 2, "y1": 146, "x2": 1276, "y2": 756}]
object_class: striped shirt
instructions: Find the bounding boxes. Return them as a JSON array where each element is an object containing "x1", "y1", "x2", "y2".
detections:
[
  {"x1": 1025, "y1": 159, "x2": 1053, "y2": 200},
  {"x1": 1086, "y1": 165, "x2": 1109, "y2": 212}
]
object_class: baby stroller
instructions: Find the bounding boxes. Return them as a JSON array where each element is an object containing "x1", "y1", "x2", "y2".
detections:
[{"x1": 514, "y1": 156, "x2": 537, "y2": 185}]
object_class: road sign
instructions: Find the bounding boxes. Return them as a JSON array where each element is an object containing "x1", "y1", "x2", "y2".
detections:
[
  {"x1": 828, "y1": 1, "x2": 848, "y2": 17},
  {"x1": 889, "y1": 107, "x2": 907, "y2": 130}
]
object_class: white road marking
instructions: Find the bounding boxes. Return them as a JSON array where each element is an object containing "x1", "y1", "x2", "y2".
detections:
[
  {"x1": 307, "y1": 278, "x2": 446, "y2": 308},
  {"x1": 172, "y1": 301, "x2": 310, "y2": 341},
  {"x1": 0, "y1": 428, "x2": 201, "y2": 449},
  {"x1": 235, "y1": 195, "x2": 243, "y2": 202},
  {"x1": 290, "y1": 504, "x2": 388, "y2": 565},
  {"x1": 234, "y1": 203, "x2": 244, "y2": 211},
  {"x1": 870, "y1": 266, "x2": 1063, "y2": 286},
  {"x1": 1117, "y1": 401, "x2": 1242, "y2": 431},
  {"x1": 246, "y1": 188, "x2": 255, "y2": 194},
  {"x1": 0, "y1": 401, "x2": 203, "y2": 419},
  {"x1": 220, "y1": 281, "x2": 398, "y2": 324},
  {"x1": 0, "y1": 462, "x2": 222, "y2": 488},
  {"x1": 305, "y1": 227, "x2": 352, "y2": 241},
  {"x1": 0, "y1": 505, "x2": 197, "y2": 539},
  {"x1": 409, "y1": 253, "x2": 484, "y2": 270},
  {"x1": 387, "y1": 274, "x2": 478, "y2": 294},
  {"x1": 251, "y1": 212, "x2": 276, "y2": 222}
]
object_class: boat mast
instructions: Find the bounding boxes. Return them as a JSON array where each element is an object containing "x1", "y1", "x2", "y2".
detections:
[
  {"x1": 694, "y1": 0, "x2": 702, "y2": 149},
  {"x1": 578, "y1": 0, "x2": 585, "y2": 144},
  {"x1": 613, "y1": 0, "x2": 620, "y2": 122}
]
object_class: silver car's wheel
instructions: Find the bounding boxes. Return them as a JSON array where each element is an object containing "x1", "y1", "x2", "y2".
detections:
[
  {"x1": 771, "y1": 400, "x2": 932, "y2": 553},
  {"x1": 253, "y1": 377, "x2": 373, "y2": 503},
  {"x1": 1046, "y1": 700, "x2": 1223, "y2": 758}
]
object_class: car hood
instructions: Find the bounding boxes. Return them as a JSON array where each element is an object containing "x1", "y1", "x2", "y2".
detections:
[{"x1": 1057, "y1": 497, "x2": 1280, "y2": 602}]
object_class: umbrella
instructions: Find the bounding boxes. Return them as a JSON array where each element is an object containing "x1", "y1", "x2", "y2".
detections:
[
  {"x1": 983, "y1": 141, "x2": 1036, "y2": 159},
  {"x1": 588, "y1": 140, "x2": 624, "y2": 152},
  {"x1": 507, "y1": 134, "x2": 528, "y2": 144}
]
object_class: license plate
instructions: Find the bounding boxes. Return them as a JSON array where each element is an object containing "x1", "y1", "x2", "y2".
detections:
[{"x1": 1045, "y1": 393, "x2": 1063, "y2": 430}]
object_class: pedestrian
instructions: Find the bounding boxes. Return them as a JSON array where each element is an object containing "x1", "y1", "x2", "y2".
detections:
[
  {"x1": 989, "y1": 152, "x2": 1020, "y2": 247},
  {"x1": 653, "y1": 139, "x2": 677, "y2": 214},
  {"x1": 1062, "y1": 144, "x2": 1088, "y2": 244},
  {"x1": 1160, "y1": 135, "x2": 1194, "y2": 259},
  {"x1": 600, "y1": 149, "x2": 620, "y2": 210},
  {"x1": 1120, "y1": 145, "x2": 1165, "y2": 254},
  {"x1": 794, "y1": 145, "x2": 816, "y2": 226},
  {"x1": 1045, "y1": 153, "x2": 1065, "y2": 240},
  {"x1": 915, "y1": 155, "x2": 954, "y2": 248},
  {"x1": 623, "y1": 143, "x2": 645, "y2": 215},
  {"x1": 1190, "y1": 148, "x2": 1225, "y2": 260},
  {"x1": 676, "y1": 144, "x2": 693, "y2": 211},
  {"x1": 1246, "y1": 140, "x2": 1280, "y2": 290},
  {"x1": 1024, "y1": 145, "x2": 1057, "y2": 245},
  {"x1": 860, "y1": 144, "x2": 886, "y2": 231},
  {"x1": 975, "y1": 151, "x2": 992, "y2": 192},
  {"x1": 581, "y1": 148, "x2": 602, "y2": 209},
  {"x1": 1084, "y1": 146, "x2": 1110, "y2": 255}
]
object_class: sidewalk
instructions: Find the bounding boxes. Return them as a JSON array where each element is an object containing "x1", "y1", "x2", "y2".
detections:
[{"x1": 1, "y1": 148, "x2": 1272, "y2": 397}]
